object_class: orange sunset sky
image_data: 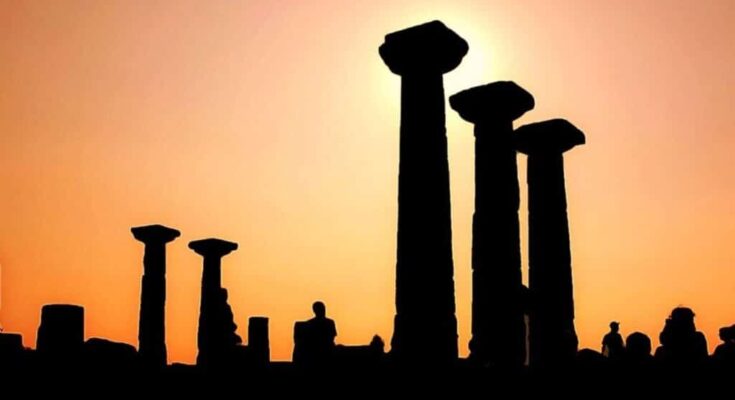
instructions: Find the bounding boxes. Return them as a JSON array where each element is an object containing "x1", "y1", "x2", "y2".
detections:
[{"x1": 1, "y1": 0, "x2": 735, "y2": 363}]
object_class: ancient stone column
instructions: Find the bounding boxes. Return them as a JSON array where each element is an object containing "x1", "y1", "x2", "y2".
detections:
[
  {"x1": 37, "y1": 304, "x2": 84, "y2": 356},
  {"x1": 449, "y1": 82, "x2": 534, "y2": 368},
  {"x1": 131, "y1": 224, "x2": 180, "y2": 368},
  {"x1": 515, "y1": 119, "x2": 585, "y2": 368},
  {"x1": 189, "y1": 238, "x2": 242, "y2": 368},
  {"x1": 379, "y1": 20, "x2": 468, "y2": 364},
  {"x1": 248, "y1": 316, "x2": 270, "y2": 366}
]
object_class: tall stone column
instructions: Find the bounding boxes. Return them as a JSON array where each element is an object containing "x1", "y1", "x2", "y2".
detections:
[
  {"x1": 515, "y1": 119, "x2": 585, "y2": 368},
  {"x1": 379, "y1": 20, "x2": 468, "y2": 364},
  {"x1": 189, "y1": 238, "x2": 242, "y2": 368},
  {"x1": 131, "y1": 224, "x2": 180, "y2": 368},
  {"x1": 449, "y1": 82, "x2": 534, "y2": 368}
]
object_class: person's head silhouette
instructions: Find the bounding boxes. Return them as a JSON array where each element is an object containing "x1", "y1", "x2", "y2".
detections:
[
  {"x1": 626, "y1": 332, "x2": 652, "y2": 358},
  {"x1": 312, "y1": 301, "x2": 326, "y2": 318},
  {"x1": 669, "y1": 307, "x2": 696, "y2": 332},
  {"x1": 610, "y1": 321, "x2": 620, "y2": 333}
]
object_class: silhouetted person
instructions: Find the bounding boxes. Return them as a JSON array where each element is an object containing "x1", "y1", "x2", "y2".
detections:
[
  {"x1": 293, "y1": 301, "x2": 337, "y2": 368},
  {"x1": 625, "y1": 332, "x2": 652, "y2": 362},
  {"x1": 712, "y1": 325, "x2": 735, "y2": 370},
  {"x1": 379, "y1": 20, "x2": 467, "y2": 365},
  {"x1": 654, "y1": 307, "x2": 708, "y2": 368},
  {"x1": 369, "y1": 335, "x2": 387, "y2": 367},
  {"x1": 370, "y1": 334, "x2": 385, "y2": 354},
  {"x1": 515, "y1": 120, "x2": 585, "y2": 368},
  {"x1": 449, "y1": 81, "x2": 534, "y2": 369},
  {"x1": 602, "y1": 321, "x2": 624, "y2": 360},
  {"x1": 307, "y1": 301, "x2": 337, "y2": 362}
]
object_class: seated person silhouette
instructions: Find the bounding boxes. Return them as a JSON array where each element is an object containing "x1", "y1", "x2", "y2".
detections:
[
  {"x1": 712, "y1": 325, "x2": 735, "y2": 370},
  {"x1": 293, "y1": 301, "x2": 337, "y2": 367},
  {"x1": 308, "y1": 301, "x2": 337, "y2": 352},
  {"x1": 624, "y1": 332, "x2": 653, "y2": 367},
  {"x1": 602, "y1": 321, "x2": 624, "y2": 360},
  {"x1": 654, "y1": 307, "x2": 708, "y2": 367},
  {"x1": 370, "y1": 334, "x2": 385, "y2": 354}
]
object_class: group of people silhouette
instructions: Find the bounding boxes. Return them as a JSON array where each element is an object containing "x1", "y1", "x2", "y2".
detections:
[
  {"x1": 598, "y1": 307, "x2": 735, "y2": 372},
  {"x1": 290, "y1": 303, "x2": 735, "y2": 373}
]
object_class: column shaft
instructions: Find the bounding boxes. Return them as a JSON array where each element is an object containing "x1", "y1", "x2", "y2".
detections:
[
  {"x1": 527, "y1": 153, "x2": 577, "y2": 367},
  {"x1": 471, "y1": 122, "x2": 525, "y2": 367},
  {"x1": 393, "y1": 72, "x2": 458, "y2": 364},
  {"x1": 198, "y1": 256, "x2": 222, "y2": 359},
  {"x1": 139, "y1": 242, "x2": 167, "y2": 367}
]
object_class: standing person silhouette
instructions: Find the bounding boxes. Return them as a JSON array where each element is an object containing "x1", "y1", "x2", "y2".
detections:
[{"x1": 602, "y1": 321, "x2": 625, "y2": 360}]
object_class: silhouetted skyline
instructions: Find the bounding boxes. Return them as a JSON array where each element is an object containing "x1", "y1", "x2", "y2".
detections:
[
  {"x1": 2, "y1": 16, "x2": 735, "y2": 386},
  {"x1": 2, "y1": 1, "x2": 735, "y2": 364}
]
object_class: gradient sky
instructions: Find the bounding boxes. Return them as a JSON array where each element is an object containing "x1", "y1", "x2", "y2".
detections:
[{"x1": 2, "y1": 0, "x2": 734, "y2": 362}]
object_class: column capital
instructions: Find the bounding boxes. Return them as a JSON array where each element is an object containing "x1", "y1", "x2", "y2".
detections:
[
  {"x1": 131, "y1": 224, "x2": 180, "y2": 244},
  {"x1": 450, "y1": 81, "x2": 534, "y2": 126},
  {"x1": 379, "y1": 20, "x2": 468, "y2": 76},
  {"x1": 189, "y1": 238, "x2": 238, "y2": 258},
  {"x1": 515, "y1": 119, "x2": 586, "y2": 155}
]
